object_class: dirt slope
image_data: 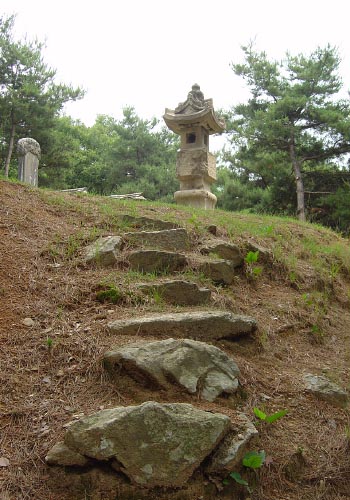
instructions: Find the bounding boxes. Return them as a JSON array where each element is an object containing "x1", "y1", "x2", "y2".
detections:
[{"x1": 1, "y1": 180, "x2": 350, "y2": 500}]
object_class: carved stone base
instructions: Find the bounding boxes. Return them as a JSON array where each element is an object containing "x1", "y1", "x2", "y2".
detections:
[{"x1": 174, "y1": 190, "x2": 217, "y2": 210}]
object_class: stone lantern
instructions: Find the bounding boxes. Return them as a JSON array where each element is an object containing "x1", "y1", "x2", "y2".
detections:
[{"x1": 163, "y1": 84, "x2": 225, "y2": 209}]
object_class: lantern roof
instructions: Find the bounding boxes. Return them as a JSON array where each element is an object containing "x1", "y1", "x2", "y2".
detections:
[{"x1": 163, "y1": 84, "x2": 225, "y2": 135}]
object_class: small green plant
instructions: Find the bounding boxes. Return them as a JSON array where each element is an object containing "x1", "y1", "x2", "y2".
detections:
[
  {"x1": 96, "y1": 285, "x2": 123, "y2": 304},
  {"x1": 223, "y1": 471, "x2": 251, "y2": 493},
  {"x1": 151, "y1": 288, "x2": 164, "y2": 305},
  {"x1": 56, "y1": 306, "x2": 64, "y2": 319},
  {"x1": 243, "y1": 450, "x2": 266, "y2": 469},
  {"x1": 245, "y1": 250, "x2": 263, "y2": 279},
  {"x1": 223, "y1": 450, "x2": 265, "y2": 493},
  {"x1": 252, "y1": 266, "x2": 263, "y2": 278},
  {"x1": 46, "y1": 337, "x2": 53, "y2": 349},
  {"x1": 289, "y1": 270, "x2": 297, "y2": 284},
  {"x1": 245, "y1": 250, "x2": 259, "y2": 265},
  {"x1": 344, "y1": 425, "x2": 350, "y2": 442},
  {"x1": 253, "y1": 407, "x2": 288, "y2": 423},
  {"x1": 187, "y1": 213, "x2": 201, "y2": 231},
  {"x1": 309, "y1": 323, "x2": 325, "y2": 344},
  {"x1": 262, "y1": 225, "x2": 274, "y2": 236},
  {"x1": 329, "y1": 262, "x2": 341, "y2": 280},
  {"x1": 223, "y1": 406, "x2": 286, "y2": 493}
]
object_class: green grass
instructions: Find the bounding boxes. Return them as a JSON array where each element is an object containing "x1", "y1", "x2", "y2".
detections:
[{"x1": 29, "y1": 183, "x2": 350, "y2": 284}]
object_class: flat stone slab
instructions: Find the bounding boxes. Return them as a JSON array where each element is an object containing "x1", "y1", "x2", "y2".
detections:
[
  {"x1": 198, "y1": 259, "x2": 237, "y2": 285},
  {"x1": 200, "y1": 240, "x2": 243, "y2": 267},
  {"x1": 206, "y1": 412, "x2": 258, "y2": 473},
  {"x1": 84, "y1": 236, "x2": 123, "y2": 266},
  {"x1": 46, "y1": 402, "x2": 231, "y2": 488},
  {"x1": 303, "y1": 373, "x2": 348, "y2": 408},
  {"x1": 108, "y1": 311, "x2": 256, "y2": 341},
  {"x1": 123, "y1": 229, "x2": 189, "y2": 251},
  {"x1": 104, "y1": 338, "x2": 240, "y2": 401},
  {"x1": 128, "y1": 250, "x2": 187, "y2": 273},
  {"x1": 138, "y1": 280, "x2": 211, "y2": 305},
  {"x1": 120, "y1": 215, "x2": 179, "y2": 231}
]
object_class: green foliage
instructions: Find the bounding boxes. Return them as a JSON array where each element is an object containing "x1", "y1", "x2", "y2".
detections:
[
  {"x1": 245, "y1": 251, "x2": 259, "y2": 265},
  {"x1": 223, "y1": 405, "x2": 286, "y2": 492},
  {"x1": 316, "y1": 183, "x2": 350, "y2": 235},
  {"x1": 223, "y1": 471, "x2": 251, "y2": 493},
  {"x1": 43, "y1": 108, "x2": 178, "y2": 198},
  {"x1": 245, "y1": 250, "x2": 262, "y2": 279},
  {"x1": 96, "y1": 285, "x2": 123, "y2": 304},
  {"x1": 46, "y1": 337, "x2": 53, "y2": 349},
  {"x1": 229, "y1": 471, "x2": 249, "y2": 487},
  {"x1": 253, "y1": 407, "x2": 288, "y2": 423},
  {"x1": 243, "y1": 450, "x2": 266, "y2": 469},
  {"x1": 223, "y1": 451, "x2": 265, "y2": 493},
  {"x1": 0, "y1": 14, "x2": 84, "y2": 176},
  {"x1": 225, "y1": 43, "x2": 350, "y2": 222}
]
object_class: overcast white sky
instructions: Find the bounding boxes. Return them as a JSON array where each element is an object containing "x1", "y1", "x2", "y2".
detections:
[{"x1": 2, "y1": 0, "x2": 350, "y2": 133}]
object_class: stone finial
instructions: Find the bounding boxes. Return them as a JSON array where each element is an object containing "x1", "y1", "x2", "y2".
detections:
[
  {"x1": 175, "y1": 83, "x2": 209, "y2": 114},
  {"x1": 17, "y1": 138, "x2": 41, "y2": 159}
]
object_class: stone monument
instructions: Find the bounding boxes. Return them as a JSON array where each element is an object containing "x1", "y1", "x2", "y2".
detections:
[
  {"x1": 164, "y1": 84, "x2": 225, "y2": 209},
  {"x1": 17, "y1": 138, "x2": 41, "y2": 187}
]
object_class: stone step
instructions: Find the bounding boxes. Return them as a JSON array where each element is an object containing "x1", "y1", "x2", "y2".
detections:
[
  {"x1": 137, "y1": 280, "x2": 211, "y2": 305},
  {"x1": 120, "y1": 214, "x2": 180, "y2": 231},
  {"x1": 123, "y1": 228, "x2": 189, "y2": 251},
  {"x1": 128, "y1": 249, "x2": 187, "y2": 273},
  {"x1": 84, "y1": 236, "x2": 123, "y2": 266},
  {"x1": 198, "y1": 258, "x2": 238, "y2": 285},
  {"x1": 108, "y1": 310, "x2": 256, "y2": 341},
  {"x1": 46, "y1": 401, "x2": 257, "y2": 488},
  {"x1": 200, "y1": 240, "x2": 243, "y2": 267},
  {"x1": 103, "y1": 338, "x2": 240, "y2": 402}
]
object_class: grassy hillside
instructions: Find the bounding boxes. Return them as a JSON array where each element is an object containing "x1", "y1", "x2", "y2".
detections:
[{"x1": 1, "y1": 180, "x2": 350, "y2": 500}]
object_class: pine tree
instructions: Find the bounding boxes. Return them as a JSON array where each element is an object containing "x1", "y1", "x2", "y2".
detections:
[
  {"x1": 0, "y1": 14, "x2": 84, "y2": 177},
  {"x1": 226, "y1": 43, "x2": 350, "y2": 220}
]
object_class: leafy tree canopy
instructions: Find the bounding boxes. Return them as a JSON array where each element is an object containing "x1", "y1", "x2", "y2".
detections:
[
  {"x1": 0, "y1": 14, "x2": 84, "y2": 176},
  {"x1": 224, "y1": 43, "x2": 350, "y2": 221}
]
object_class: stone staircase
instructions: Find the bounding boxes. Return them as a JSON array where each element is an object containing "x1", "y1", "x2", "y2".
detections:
[{"x1": 46, "y1": 217, "x2": 260, "y2": 499}]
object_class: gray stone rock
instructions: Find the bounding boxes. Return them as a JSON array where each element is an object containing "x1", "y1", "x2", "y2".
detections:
[
  {"x1": 84, "y1": 236, "x2": 123, "y2": 266},
  {"x1": 22, "y1": 317, "x2": 35, "y2": 327},
  {"x1": 303, "y1": 373, "x2": 349, "y2": 408},
  {"x1": 201, "y1": 241, "x2": 243, "y2": 267},
  {"x1": 138, "y1": 280, "x2": 211, "y2": 305},
  {"x1": 108, "y1": 310, "x2": 256, "y2": 341},
  {"x1": 246, "y1": 242, "x2": 272, "y2": 263},
  {"x1": 123, "y1": 228, "x2": 189, "y2": 251},
  {"x1": 48, "y1": 402, "x2": 231, "y2": 488},
  {"x1": 45, "y1": 441, "x2": 89, "y2": 466},
  {"x1": 128, "y1": 250, "x2": 187, "y2": 273},
  {"x1": 206, "y1": 413, "x2": 258, "y2": 473},
  {"x1": 198, "y1": 259, "x2": 237, "y2": 285},
  {"x1": 104, "y1": 338, "x2": 240, "y2": 401},
  {"x1": 120, "y1": 215, "x2": 179, "y2": 231}
]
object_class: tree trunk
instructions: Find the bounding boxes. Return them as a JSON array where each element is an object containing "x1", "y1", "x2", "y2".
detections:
[
  {"x1": 289, "y1": 140, "x2": 306, "y2": 222},
  {"x1": 4, "y1": 120, "x2": 16, "y2": 178}
]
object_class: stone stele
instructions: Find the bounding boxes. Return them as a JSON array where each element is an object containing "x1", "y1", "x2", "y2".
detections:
[
  {"x1": 163, "y1": 84, "x2": 225, "y2": 209},
  {"x1": 17, "y1": 138, "x2": 41, "y2": 187}
]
